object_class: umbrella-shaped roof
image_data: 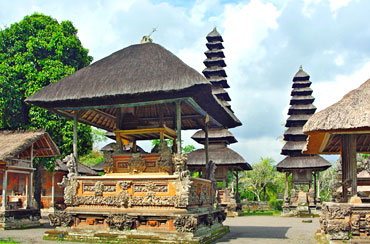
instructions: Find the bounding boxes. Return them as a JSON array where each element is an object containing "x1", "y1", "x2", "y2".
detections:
[
  {"x1": 26, "y1": 43, "x2": 241, "y2": 131},
  {"x1": 303, "y1": 79, "x2": 370, "y2": 154}
]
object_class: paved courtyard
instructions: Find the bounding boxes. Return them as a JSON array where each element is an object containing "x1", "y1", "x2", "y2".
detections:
[{"x1": 0, "y1": 216, "x2": 320, "y2": 244}]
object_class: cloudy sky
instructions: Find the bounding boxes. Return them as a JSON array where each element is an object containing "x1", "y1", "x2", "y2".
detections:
[{"x1": 1, "y1": 0, "x2": 369, "y2": 164}]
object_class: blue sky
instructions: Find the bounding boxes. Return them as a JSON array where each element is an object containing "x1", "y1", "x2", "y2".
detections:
[{"x1": 1, "y1": 0, "x2": 369, "y2": 164}]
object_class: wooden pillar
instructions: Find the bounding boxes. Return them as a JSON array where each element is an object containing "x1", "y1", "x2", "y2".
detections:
[
  {"x1": 73, "y1": 111, "x2": 79, "y2": 175},
  {"x1": 29, "y1": 145, "x2": 34, "y2": 208},
  {"x1": 231, "y1": 169, "x2": 235, "y2": 194},
  {"x1": 115, "y1": 109, "x2": 122, "y2": 153},
  {"x1": 342, "y1": 134, "x2": 356, "y2": 201},
  {"x1": 284, "y1": 172, "x2": 289, "y2": 202},
  {"x1": 29, "y1": 172, "x2": 33, "y2": 208},
  {"x1": 176, "y1": 102, "x2": 181, "y2": 153},
  {"x1": 204, "y1": 115, "x2": 210, "y2": 179},
  {"x1": 51, "y1": 173, "x2": 55, "y2": 208},
  {"x1": 235, "y1": 171, "x2": 239, "y2": 200},
  {"x1": 2, "y1": 170, "x2": 7, "y2": 209},
  {"x1": 313, "y1": 171, "x2": 317, "y2": 204},
  {"x1": 317, "y1": 172, "x2": 321, "y2": 202}
]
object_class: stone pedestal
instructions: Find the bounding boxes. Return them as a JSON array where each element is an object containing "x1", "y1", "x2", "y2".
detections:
[{"x1": 0, "y1": 209, "x2": 41, "y2": 230}]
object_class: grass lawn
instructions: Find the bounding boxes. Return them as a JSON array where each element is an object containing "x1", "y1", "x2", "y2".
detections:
[
  {"x1": 241, "y1": 210, "x2": 281, "y2": 216},
  {"x1": 0, "y1": 238, "x2": 21, "y2": 244}
]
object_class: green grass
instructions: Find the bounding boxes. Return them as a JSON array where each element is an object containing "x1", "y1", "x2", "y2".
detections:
[
  {"x1": 241, "y1": 210, "x2": 281, "y2": 216},
  {"x1": 0, "y1": 237, "x2": 22, "y2": 243},
  {"x1": 79, "y1": 150, "x2": 104, "y2": 167}
]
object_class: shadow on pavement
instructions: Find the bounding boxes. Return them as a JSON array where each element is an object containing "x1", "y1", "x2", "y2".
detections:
[{"x1": 216, "y1": 226, "x2": 291, "y2": 242}]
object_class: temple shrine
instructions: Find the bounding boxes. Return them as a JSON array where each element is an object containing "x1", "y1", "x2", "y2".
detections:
[
  {"x1": 0, "y1": 130, "x2": 59, "y2": 229},
  {"x1": 277, "y1": 67, "x2": 331, "y2": 216},
  {"x1": 303, "y1": 79, "x2": 370, "y2": 241},
  {"x1": 26, "y1": 40, "x2": 241, "y2": 243}
]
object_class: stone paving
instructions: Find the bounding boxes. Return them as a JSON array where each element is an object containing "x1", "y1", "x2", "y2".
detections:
[{"x1": 0, "y1": 216, "x2": 320, "y2": 244}]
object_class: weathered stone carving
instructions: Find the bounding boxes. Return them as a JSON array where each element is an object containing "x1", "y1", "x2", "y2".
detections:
[
  {"x1": 106, "y1": 214, "x2": 134, "y2": 231},
  {"x1": 48, "y1": 211, "x2": 73, "y2": 227},
  {"x1": 58, "y1": 177, "x2": 79, "y2": 206},
  {"x1": 94, "y1": 181, "x2": 105, "y2": 197},
  {"x1": 328, "y1": 206, "x2": 351, "y2": 219},
  {"x1": 174, "y1": 215, "x2": 198, "y2": 232},
  {"x1": 83, "y1": 183, "x2": 117, "y2": 193},
  {"x1": 118, "y1": 181, "x2": 131, "y2": 190},
  {"x1": 63, "y1": 153, "x2": 78, "y2": 178},
  {"x1": 133, "y1": 182, "x2": 168, "y2": 193},
  {"x1": 173, "y1": 153, "x2": 188, "y2": 178},
  {"x1": 117, "y1": 190, "x2": 131, "y2": 207},
  {"x1": 157, "y1": 142, "x2": 173, "y2": 174},
  {"x1": 103, "y1": 151, "x2": 115, "y2": 174},
  {"x1": 129, "y1": 193, "x2": 174, "y2": 207},
  {"x1": 351, "y1": 214, "x2": 360, "y2": 235},
  {"x1": 128, "y1": 154, "x2": 146, "y2": 174}
]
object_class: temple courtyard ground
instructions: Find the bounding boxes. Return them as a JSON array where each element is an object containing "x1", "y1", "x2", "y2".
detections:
[{"x1": 0, "y1": 215, "x2": 320, "y2": 244}]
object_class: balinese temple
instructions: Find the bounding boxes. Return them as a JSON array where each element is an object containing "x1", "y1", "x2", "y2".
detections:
[
  {"x1": 187, "y1": 128, "x2": 252, "y2": 215},
  {"x1": 203, "y1": 27, "x2": 232, "y2": 112},
  {"x1": 188, "y1": 28, "x2": 251, "y2": 216},
  {"x1": 0, "y1": 130, "x2": 59, "y2": 229},
  {"x1": 26, "y1": 40, "x2": 241, "y2": 243},
  {"x1": 40, "y1": 159, "x2": 97, "y2": 215},
  {"x1": 276, "y1": 67, "x2": 330, "y2": 216},
  {"x1": 303, "y1": 78, "x2": 370, "y2": 241}
]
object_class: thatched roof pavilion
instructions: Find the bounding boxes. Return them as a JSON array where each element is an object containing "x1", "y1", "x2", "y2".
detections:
[
  {"x1": 303, "y1": 78, "x2": 370, "y2": 201},
  {"x1": 26, "y1": 43, "x2": 241, "y2": 132},
  {"x1": 0, "y1": 130, "x2": 59, "y2": 162}
]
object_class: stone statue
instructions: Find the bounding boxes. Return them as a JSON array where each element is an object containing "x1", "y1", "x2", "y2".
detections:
[{"x1": 63, "y1": 153, "x2": 77, "y2": 178}]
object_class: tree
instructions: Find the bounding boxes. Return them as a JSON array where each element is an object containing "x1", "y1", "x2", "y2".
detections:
[
  {"x1": 0, "y1": 13, "x2": 93, "y2": 157},
  {"x1": 239, "y1": 157, "x2": 279, "y2": 201},
  {"x1": 0, "y1": 13, "x2": 93, "y2": 209}
]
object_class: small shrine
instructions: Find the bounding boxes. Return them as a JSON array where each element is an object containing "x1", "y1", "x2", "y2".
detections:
[
  {"x1": 303, "y1": 79, "x2": 370, "y2": 241},
  {"x1": 40, "y1": 158, "x2": 97, "y2": 215},
  {"x1": 277, "y1": 67, "x2": 331, "y2": 216},
  {"x1": 0, "y1": 130, "x2": 59, "y2": 229},
  {"x1": 187, "y1": 128, "x2": 252, "y2": 216},
  {"x1": 26, "y1": 41, "x2": 241, "y2": 243}
]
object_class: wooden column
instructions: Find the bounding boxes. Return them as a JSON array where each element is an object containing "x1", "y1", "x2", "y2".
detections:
[
  {"x1": 313, "y1": 171, "x2": 317, "y2": 204},
  {"x1": 73, "y1": 111, "x2": 79, "y2": 175},
  {"x1": 30, "y1": 172, "x2": 33, "y2": 208},
  {"x1": 2, "y1": 170, "x2": 7, "y2": 209},
  {"x1": 115, "y1": 109, "x2": 123, "y2": 153},
  {"x1": 51, "y1": 173, "x2": 55, "y2": 208},
  {"x1": 204, "y1": 115, "x2": 210, "y2": 179},
  {"x1": 235, "y1": 171, "x2": 239, "y2": 200},
  {"x1": 231, "y1": 169, "x2": 235, "y2": 194},
  {"x1": 284, "y1": 172, "x2": 289, "y2": 202},
  {"x1": 176, "y1": 102, "x2": 181, "y2": 153},
  {"x1": 342, "y1": 134, "x2": 356, "y2": 201},
  {"x1": 29, "y1": 144, "x2": 34, "y2": 208},
  {"x1": 317, "y1": 172, "x2": 321, "y2": 202}
]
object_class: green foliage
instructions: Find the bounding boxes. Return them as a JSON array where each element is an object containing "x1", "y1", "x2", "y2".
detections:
[
  {"x1": 151, "y1": 139, "x2": 194, "y2": 153},
  {"x1": 268, "y1": 199, "x2": 283, "y2": 211},
  {"x1": 79, "y1": 150, "x2": 104, "y2": 167},
  {"x1": 239, "y1": 157, "x2": 284, "y2": 201},
  {"x1": 0, "y1": 13, "x2": 93, "y2": 157},
  {"x1": 241, "y1": 210, "x2": 281, "y2": 216},
  {"x1": 0, "y1": 237, "x2": 21, "y2": 243},
  {"x1": 91, "y1": 127, "x2": 108, "y2": 144}
]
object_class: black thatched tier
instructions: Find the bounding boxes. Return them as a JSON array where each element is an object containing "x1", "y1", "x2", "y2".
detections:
[
  {"x1": 276, "y1": 155, "x2": 331, "y2": 171},
  {"x1": 291, "y1": 87, "x2": 313, "y2": 96},
  {"x1": 204, "y1": 58, "x2": 226, "y2": 67},
  {"x1": 288, "y1": 104, "x2": 317, "y2": 115},
  {"x1": 212, "y1": 87, "x2": 231, "y2": 101},
  {"x1": 290, "y1": 95, "x2": 315, "y2": 105},
  {"x1": 191, "y1": 128, "x2": 237, "y2": 145},
  {"x1": 203, "y1": 67, "x2": 227, "y2": 78},
  {"x1": 285, "y1": 114, "x2": 312, "y2": 127},
  {"x1": 206, "y1": 42, "x2": 224, "y2": 50},
  {"x1": 209, "y1": 77, "x2": 230, "y2": 88},
  {"x1": 205, "y1": 49, "x2": 225, "y2": 59},
  {"x1": 206, "y1": 28, "x2": 223, "y2": 42}
]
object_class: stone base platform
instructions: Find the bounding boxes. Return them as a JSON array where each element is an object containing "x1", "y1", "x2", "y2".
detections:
[
  {"x1": 44, "y1": 224, "x2": 229, "y2": 243},
  {"x1": 281, "y1": 205, "x2": 321, "y2": 217},
  {"x1": 0, "y1": 209, "x2": 41, "y2": 230}
]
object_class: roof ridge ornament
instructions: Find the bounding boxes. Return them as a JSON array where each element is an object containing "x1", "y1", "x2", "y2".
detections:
[
  {"x1": 299, "y1": 65, "x2": 303, "y2": 71},
  {"x1": 141, "y1": 27, "x2": 157, "y2": 44}
]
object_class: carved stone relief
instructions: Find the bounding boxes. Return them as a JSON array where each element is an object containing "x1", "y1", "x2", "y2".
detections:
[
  {"x1": 106, "y1": 214, "x2": 134, "y2": 231},
  {"x1": 128, "y1": 154, "x2": 146, "y2": 174},
  {"x1": 157, "y1": 142, "x2": 173, "y2": 174},
  {"x1": 58, "y1": 177, "x2": 79, "y2": 206},
  {"x1": 174, "y1": 215, "x2": 198, "y2": 232},
  {"x1": 118, "y1": 181, "x2": 131, "y2": 190},
  {"x1": 48, "y1": 211, "x2": 73, "y2": 227},
  {"x1": 133, "y1": 182, "x2": 168, "y2": 193}
]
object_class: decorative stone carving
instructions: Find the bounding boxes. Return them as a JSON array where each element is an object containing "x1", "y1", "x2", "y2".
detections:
[
  {"x1": 106, "y1": 214, "x2": 134, "y2": 231},
  {"x1": 83, "y1": 183, "x2": 117, "y2": 193},
  {"x1": 133, "y1": 182, "x2": 168, "y2": 193},
  {"x1": 94, "y1": 181, "x2": 105, "y2": 197},
  {"x1": 173, "y1": 153, "x2": 188, "y2": 178},
  {"x1": 48, "y1": 211, "x2": 73, "y2": 227},
  {"x1": 58, "y1": 177, "x2": 79, "y2": 206},
  {"x1": 328, "y1": 206, "x2": 351, "y2": 219},
  {"x1": 128, "y1": 154, "x2": 146, "y2": 174},
  {"x1": 63, "y1": 153, "x2": 78, "y2": 178},
  {"x1": 118, "y1": 181, "x2": 131, "y2": 190},
  {"x1": 351, "y1": 214, "x2": 360, "y2": 235},
  {"x1": 157, "y1": 142, "x2": 173, "y2": 174},
  {"x1": 174, "y1": 215, "x2": 198, "y2": 232},
  {"x1": 103, "y1": 152, "x2": 115, "y2": 174},
  {"x1": 117, "y1": 191, "x2": 131, "y2": 207}
]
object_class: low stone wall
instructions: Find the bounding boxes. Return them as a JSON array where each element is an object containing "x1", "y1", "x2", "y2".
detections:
[
  {"x1": 320, "y1": 202, "x2": 370, "y2": 240},
  {"x1": 241, "y1": 201, "x2": 273, "y2": 211},
  {"x1": 0, "y1": 209, "x2": 41, "y2": 230}
]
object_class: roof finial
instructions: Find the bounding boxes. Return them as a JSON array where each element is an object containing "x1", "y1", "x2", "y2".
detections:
[
  {"x1": 299, "y1": 65, "x2": 303, "y2": 71},
  {"x1": 141, "y1": 27, "x2": 157, "y2": 44}
]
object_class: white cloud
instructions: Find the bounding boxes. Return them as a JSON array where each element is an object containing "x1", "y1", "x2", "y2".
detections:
[
  {"x1": 334, "y1": 54, "x2": 344, "y2": 66},
  {"x1": 329, "y1": 0, "x2": 354, "y2": 11}
]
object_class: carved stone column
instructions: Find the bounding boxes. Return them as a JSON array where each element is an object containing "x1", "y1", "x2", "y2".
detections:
[
  {"x1": 284, "y1": 172, "x2": 289, "y2": 203},
  {"x1": 2, "y1": 170, "x2": 7, "y2": 209}
]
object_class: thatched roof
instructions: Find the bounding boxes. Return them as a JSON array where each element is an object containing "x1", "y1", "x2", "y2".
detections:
[
  {"x1": 54, "y1": 159, "x2": 98, "y2": 175},
  {"x1": 276, "y1": 156, "x2": 331, "y2": 172},
  {"x1": 26, "y1": 43, "x2": 241, "y2": 130},
  {"x1": 206, "y1": 28, "x2": 223, "y2": 42},
  {"x1": 0, "y1": 130, "x2": 60, "y2": 162},
  {"x1": 303, "y1": 79, "x2": 370, "y2": 154},
  {"x1": 187, "y1": 147, "x2": 252, "y2": 170},
  {"x1": 191, "y1": 128, "x2": 237, "y2": 145}
]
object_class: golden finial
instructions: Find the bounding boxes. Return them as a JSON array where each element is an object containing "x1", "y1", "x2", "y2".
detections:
[{"x1": 141, "y1": 27, "x2": 157, "y2": 44}]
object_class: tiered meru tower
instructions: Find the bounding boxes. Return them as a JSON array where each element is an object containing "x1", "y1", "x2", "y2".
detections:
[
  {"x1": 202, "y1": 27, "x2": 232, "y2": 112},
  {"x1": 276, "y1": 66, "x2": 330, "y2": 215}
]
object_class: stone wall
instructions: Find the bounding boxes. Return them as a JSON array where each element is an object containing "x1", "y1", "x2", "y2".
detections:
[{"x1": 242, "y1": 201, "x2": 272, "y2": 211}]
